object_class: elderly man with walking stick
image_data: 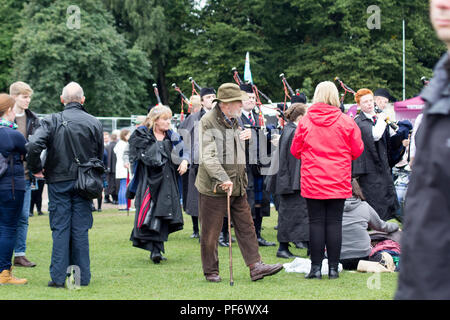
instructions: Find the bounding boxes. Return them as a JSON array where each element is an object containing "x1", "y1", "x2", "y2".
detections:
[{"x1": 195, "y1": 83, "x2": 283, "y2": 283}]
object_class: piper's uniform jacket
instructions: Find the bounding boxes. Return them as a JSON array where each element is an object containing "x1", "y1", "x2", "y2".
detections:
[
  {"x1": 352, "y1": 112, "x2": 399, "y2": 221},
  {"x1": 179, "y1": 108, "x2": 206, "y2": 217},
  {"x1": 240, "y1": 110, "x2": 271, "y2": 218},
  {"x1": 395, "y1": 53, "x2": 450, "y2": 300},
  {"x1": 266, "y1": 121, "x2": 309, "y2": 243}
]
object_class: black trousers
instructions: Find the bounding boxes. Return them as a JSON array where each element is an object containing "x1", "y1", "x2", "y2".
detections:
[
  {"x1": 305, "y1": 198, "x2": 345, "y2": 268},
  {"x1": 30, "y1": 179, "x2": 45, "y2": 213},
  {"x1": 340, "y1": 256, "x2": 369, "y2": 270}
]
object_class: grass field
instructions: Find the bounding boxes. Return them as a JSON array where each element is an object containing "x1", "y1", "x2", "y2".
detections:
[{"x1": 2, "y1": 208, "x2": 399, "y2": 300}]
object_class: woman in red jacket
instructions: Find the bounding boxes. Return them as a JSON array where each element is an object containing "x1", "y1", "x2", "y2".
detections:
[{"x1": 290, "y1": 81, "x2": 364, "y2": 279}]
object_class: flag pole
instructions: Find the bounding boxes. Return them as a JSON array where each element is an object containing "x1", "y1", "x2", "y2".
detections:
[{"x1": 402, "y1": 19, "x2": 406, "y2": 101}]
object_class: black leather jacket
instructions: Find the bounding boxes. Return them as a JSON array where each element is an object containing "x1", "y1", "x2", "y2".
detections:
[
  {"x1": 26, "y1": 102, "x2": 104, "y2": 184},
  {"x1": 22, "y1": 109, "x2": 41, "y2": 139}
]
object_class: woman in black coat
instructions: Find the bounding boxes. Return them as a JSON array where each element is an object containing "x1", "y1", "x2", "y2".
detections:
[
  {"x1": 351, "y1": 89, "x2": 399, "y2": 221},
  {"x1": 266, "y1": 103, "x2": 309, "y2": 258},
  {"x1": 128, "y1": 106, "x2": 189, "y2": 264}
]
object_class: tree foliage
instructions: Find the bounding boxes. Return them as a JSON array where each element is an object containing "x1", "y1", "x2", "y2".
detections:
[
  {"x1": 10, "y1": 0, "x2": 151, "y2": 116},
  {"x1": 171, "y1": 0, "x2": 445, "y2": 104},
  {"x1": 1, "y1": 0, "x2": 446, "y2": 116},
  {"x1": 0, "y1": 0, "x2": 28, "y2": 92},
  {"x1": 103, "y1": 0, "x2": 196, "y2": 107}
]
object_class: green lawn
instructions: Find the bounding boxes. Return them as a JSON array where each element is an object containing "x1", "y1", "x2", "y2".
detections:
[{"x1": 2, "y1": 208, "x2": 398, "y2": 300}]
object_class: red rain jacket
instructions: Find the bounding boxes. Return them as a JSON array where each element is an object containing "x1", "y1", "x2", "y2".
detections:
[{"x1": 290, "y1": 102, "x2": 364, "y2": 199}]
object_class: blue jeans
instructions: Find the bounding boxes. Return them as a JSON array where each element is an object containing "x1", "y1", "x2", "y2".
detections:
[
  {"x1": 0, "y1": 190, "x2": 24, "y2": 272},
  {"x1": 118, "y1": 178, "x2": 127, "y2": 206},
  {"x1": 48, "y1": 180, "x2": 93, "y2": 285},
  {"x1": 14, "y1": 180, "x2": 31, "y2": 257}
]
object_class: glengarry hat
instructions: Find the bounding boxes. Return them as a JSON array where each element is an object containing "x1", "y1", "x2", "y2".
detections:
[
  {"x1": 213, "y1": 83, "x2": 249, "y2": 104},
  {"x1": 374, "y1": 88, "x2": 396, "y2": 102},
  {"x1": 200, "y1": 87, "x2": 216, "y2": 97},
  {"x1": 290, "y1": 93, "x2": 307, "y2": 104},
  {"x1": 239, "y1": 83, "x2": 254, "y2": 94}
]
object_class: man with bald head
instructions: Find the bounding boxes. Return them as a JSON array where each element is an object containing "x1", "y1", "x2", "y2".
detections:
[{"x1": 27, "y1": 82, "x2": 104, "y2": 288}]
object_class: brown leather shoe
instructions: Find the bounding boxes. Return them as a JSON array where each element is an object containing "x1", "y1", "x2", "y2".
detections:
[
  {"x1": 13, "y1": 256, "x2": 36, "y2": 268},
  {"x1": 205, "y1": 274, "x2": 222, "y2": 283},
  {"x1": 250, "y1": 261, "x2": 283, "y2": 281}
]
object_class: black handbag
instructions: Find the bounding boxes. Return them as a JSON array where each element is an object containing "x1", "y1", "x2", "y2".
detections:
[{"x1": 61, "y1": 112, "x2": 105, "y2": 200}]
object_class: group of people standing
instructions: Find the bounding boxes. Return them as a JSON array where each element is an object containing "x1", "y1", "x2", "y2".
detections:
[
  {"x1": 1, "y1": 0, "x2": 448, "y2": 300},
  {"x1": 0, "y1": 82, "x2": 39, "y2": 286},
  {"x1": 0, "y1": 77, "x2": 424, "y2": 287},
  {"x1": 166, "y1": 79, "x2": 410, "y2": 281},
  {"x1": 0, "y1": 81, "x2": 104, "y2": 287}
]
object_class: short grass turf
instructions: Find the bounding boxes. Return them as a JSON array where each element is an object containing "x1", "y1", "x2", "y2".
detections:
[{"x1": 2, "y1": 208, "x2": 399, "y2": 300}]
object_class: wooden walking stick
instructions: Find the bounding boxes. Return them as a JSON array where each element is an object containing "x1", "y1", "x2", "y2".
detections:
[{"x1": 227, "y1": 189, "x2": 234, "y2": 286}]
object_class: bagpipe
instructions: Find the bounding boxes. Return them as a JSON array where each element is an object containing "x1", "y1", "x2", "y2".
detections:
[
  {"x1": 189, "y1": 76, "x2": 203, "y2": 96},
  {"x1": 278, "y1": 73, "x2": 305, "y2": 118},
  {"x1": 334, "y1": 76, "x2": 356, "y2": 113},
  {"x1": 420, "y1": 76, "x2": 430, "y2": 86},
  {"x1": 171, "y1": 83, "x2": 191, "y2": 121},
  {"x1": 334, "y1": 77, "x2": 398, "y2": 131},
  {"x1": 232, "y1": 67, "x2": 288, "y2": 129},
  {"x1": 169, "y1": 77, "x2": 206, "y2": 122},
  {"x1": 152, "y1": 83, "x2": 162, "y2": 106}
]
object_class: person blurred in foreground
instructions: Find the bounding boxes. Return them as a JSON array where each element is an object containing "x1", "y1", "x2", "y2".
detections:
[{"x1": 395, "y1": 0, "x2": 450, "y2": 300}]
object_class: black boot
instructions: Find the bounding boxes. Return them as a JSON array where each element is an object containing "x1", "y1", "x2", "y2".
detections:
[
  {"x1": 305, "y1": 264, "x2": 322, "y2": 279},
  {"x1": 328, "y1": 264, "x2": 339, "y2": 279},
  {"x1": 150, "y1": 250, "x2": 162, "y2": 264}
]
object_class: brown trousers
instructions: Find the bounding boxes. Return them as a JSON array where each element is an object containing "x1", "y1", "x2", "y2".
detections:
[{"x1": 198, "y1": 193, "x2": 261, "y2": 275}]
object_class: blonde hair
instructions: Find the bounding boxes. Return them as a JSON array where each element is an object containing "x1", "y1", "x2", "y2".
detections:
[
  {"x1": 9, "y1": 81, "x2": 33, "y2": 97},
  {"x1": 190, "y1": 95, "x2": 202, "y2": 113},
  {"x1": 312, "y1": 81, "x2": 340, "y2": 108},
  {"x1": 144, "y1": 105, "x2": 172, "y2": 129}
]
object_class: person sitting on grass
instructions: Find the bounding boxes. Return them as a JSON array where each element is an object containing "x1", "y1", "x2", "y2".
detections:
[{"x1": 340, "y1": 179, "x2": 400, "y2": 270}]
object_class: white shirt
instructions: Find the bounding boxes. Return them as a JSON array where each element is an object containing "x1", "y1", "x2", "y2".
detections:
[
  {"x1": 113, "y1": 140, "x2": 129, "y2": 179},
  {"x1": 363, "y1": 112, "x2": 395, "y2": 141},
  {"x1": 409, "y1": 113, "x2": 423, "y2": 159}
]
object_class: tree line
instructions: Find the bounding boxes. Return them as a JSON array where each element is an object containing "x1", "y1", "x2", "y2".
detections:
[{"x1": 0, "y1": 0, "x2": 445, "y2": 116}]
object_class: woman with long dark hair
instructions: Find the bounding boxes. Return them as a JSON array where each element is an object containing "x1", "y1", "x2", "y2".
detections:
[{"x1": 290, "y1": 82, "x2": 364, "y2": 279}]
